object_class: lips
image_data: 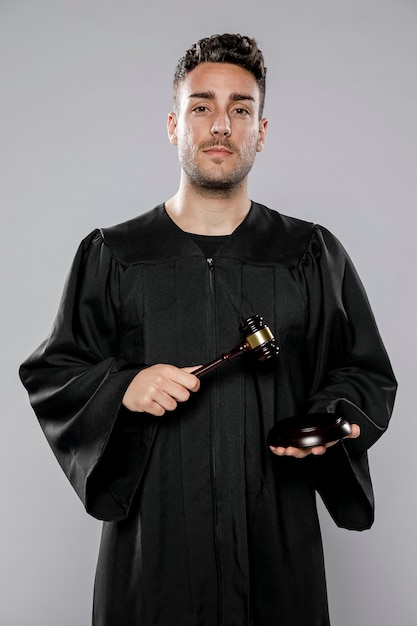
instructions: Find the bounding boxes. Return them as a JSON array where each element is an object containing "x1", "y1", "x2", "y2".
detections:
[{"x1": 203, "y1": 146, "x2": 233, "y2": 157}]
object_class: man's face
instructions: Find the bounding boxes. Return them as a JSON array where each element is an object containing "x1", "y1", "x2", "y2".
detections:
[{"x1": 168, "y1": 62, "x2": 267, "y2": 193}]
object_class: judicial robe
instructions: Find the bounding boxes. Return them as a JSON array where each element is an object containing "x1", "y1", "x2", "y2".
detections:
[{"x1": 19, "y1": 202, "x2": 397, "y2": 626}]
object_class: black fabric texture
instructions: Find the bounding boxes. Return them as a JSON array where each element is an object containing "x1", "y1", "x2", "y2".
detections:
[{"x1": 19, "y1": 202, "x2": 397, "y2": 626}]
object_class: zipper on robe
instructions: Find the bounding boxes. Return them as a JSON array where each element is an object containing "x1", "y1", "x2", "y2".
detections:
[
  {"x1": 207, "y1": 257, "x2": 214, "y2": 293},
  {"x1": 206, "y1": 257, "x2": 223, "y2": 625}
]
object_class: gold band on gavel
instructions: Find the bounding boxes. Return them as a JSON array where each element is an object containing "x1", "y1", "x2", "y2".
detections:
[{"x1": 246, "y1": 326, "x2": 274, "y2": 350}]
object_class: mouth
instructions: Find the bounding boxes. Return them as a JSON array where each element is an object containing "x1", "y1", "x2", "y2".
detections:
[{"x1": 202, "y1": 146, "x2": 233, "y2": 158}]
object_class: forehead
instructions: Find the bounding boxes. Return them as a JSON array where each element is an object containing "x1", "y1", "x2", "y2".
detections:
[{"x1": 177, "y1": 62, "x2": 260, "y2": 102}]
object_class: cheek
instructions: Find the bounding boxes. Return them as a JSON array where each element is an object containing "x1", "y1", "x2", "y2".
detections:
[
  {"x1": 241, "y1": 129, "x2": 262, "y2": 152},
  {"x1": 180, "y1": 127, "x2": 200, "y2": 153}
]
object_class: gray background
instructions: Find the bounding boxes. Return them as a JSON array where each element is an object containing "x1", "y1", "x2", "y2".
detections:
[{"x1": 1, "y1": 0, "x2": 415, "y2": 624}]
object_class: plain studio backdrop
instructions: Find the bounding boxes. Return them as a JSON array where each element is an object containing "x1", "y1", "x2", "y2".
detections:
[{"x1": 1, "y1": 1, "x2": 415, "y2": 624}]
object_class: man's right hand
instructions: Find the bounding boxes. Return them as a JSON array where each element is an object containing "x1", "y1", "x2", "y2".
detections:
[{"x1": 122, "y1": 364, "x2": 201, "y2": 417}]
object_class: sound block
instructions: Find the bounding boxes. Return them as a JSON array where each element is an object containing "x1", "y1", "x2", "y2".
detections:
[{"x1": 267, "y1": 413, "x2": 352, "y2": 448}]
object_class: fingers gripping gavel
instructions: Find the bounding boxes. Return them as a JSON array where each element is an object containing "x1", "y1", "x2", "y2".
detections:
[
  {"x1": 122, "y1": 314, "x2": 278, "y2": 416},
  {"x1": 193, "y1": 314, "x2": 280, "y2": 378}
]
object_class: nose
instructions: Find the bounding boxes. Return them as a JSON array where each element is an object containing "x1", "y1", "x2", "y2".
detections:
[{"x1": 211, "y1": 112, "x2": 231, "y2": 137}]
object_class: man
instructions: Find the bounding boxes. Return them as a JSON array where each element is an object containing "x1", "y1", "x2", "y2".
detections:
[{"x1": 20, "y1": 34, "x2": 396, "y2": 625}]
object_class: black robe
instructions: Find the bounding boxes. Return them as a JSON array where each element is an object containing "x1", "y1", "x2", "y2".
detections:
[{"x1": 19, "y1": 203, "x2": 396, "y2": 626}]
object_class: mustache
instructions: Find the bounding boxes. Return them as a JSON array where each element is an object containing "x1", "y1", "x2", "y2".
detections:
[{"x1": 199, "y1": 139, "x2": 236, "y2": 152}]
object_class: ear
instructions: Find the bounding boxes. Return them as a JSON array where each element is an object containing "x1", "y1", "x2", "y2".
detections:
[
  {"x1": 256, "y1": 118, "x2": 268, "y2": 153},
  {"x1": 167, "y1": 112, "x2": 178, "y2": 146}
]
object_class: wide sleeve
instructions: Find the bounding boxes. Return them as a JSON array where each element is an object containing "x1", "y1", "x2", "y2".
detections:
[
  {"x1": 19, "y1": 230, "x2": 157, "y2": 522},
  {"x1": 298, "y1": 225, "x2": 397, "y2": 529}
]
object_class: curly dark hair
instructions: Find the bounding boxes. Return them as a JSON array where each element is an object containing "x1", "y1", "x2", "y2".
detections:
[{"x1": 173, "y1": 34, "x2": 267, "y2": 118}]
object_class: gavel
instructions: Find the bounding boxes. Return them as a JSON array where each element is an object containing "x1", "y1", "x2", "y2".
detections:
[
  {"x1": 193, "y1": 313, "x2": 351, "y2": 448},
  {"x1": 193, "y1": 314, "x2": 279, "y2": 378}
]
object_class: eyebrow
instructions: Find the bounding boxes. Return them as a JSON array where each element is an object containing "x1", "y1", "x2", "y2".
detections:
[{"x1": 189, "y1": 91, "x2": 256, "y2": 104}]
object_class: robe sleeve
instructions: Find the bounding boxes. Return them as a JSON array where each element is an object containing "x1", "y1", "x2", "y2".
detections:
[
  {"x1": 19, "y1": 230, "x2": 157, "y2": 522},
  {"x1": 299, "y1": 225, "x2": 397, "y2": 530}
]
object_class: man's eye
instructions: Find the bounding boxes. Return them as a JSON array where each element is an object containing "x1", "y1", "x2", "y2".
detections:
[
  {"x1": 193, "y1": 106, "x2": 208, "y2": 113},
  {"x1": 233, "y1": 108, "x2": 250, "y2": 116}
]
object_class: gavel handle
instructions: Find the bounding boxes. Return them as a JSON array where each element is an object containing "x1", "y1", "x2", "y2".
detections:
[{"x1": 194, "y1": 343, "x2": 248, "y2": 378}]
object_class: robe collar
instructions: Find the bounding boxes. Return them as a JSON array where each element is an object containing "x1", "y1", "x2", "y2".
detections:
[{"x1": 101, "y1": 202, "x2": 315, "y2": 267}]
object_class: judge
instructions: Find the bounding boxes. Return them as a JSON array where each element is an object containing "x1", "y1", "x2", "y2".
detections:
[{"x1": 19, "y1": 34, "x2": 396, "y2": 626}]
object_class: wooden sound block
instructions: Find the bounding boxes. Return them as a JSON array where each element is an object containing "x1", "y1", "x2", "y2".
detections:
[{"x1": 267, "y1": 413, "x2": 352, "y2": 448}]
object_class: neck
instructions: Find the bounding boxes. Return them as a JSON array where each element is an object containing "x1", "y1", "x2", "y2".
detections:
[{"x1": 165, "y1": 176, "x2": 251, "y2": 235}]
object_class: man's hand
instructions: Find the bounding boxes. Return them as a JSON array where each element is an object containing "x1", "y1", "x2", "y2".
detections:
[
  {"x1": 269, "y1": 423, "x2": 361, "y2": 459},
  {"x1": 122, "y1": 364, "x2": 201, "y2": 417}
]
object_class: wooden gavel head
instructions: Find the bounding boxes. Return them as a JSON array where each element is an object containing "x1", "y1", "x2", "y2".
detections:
[
  {"x1": 239, "y1": 314, "x2": 280, "y2": 362},
  {"x1": 194, "y1": 313, "x2": 279, "y2": 378}
]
